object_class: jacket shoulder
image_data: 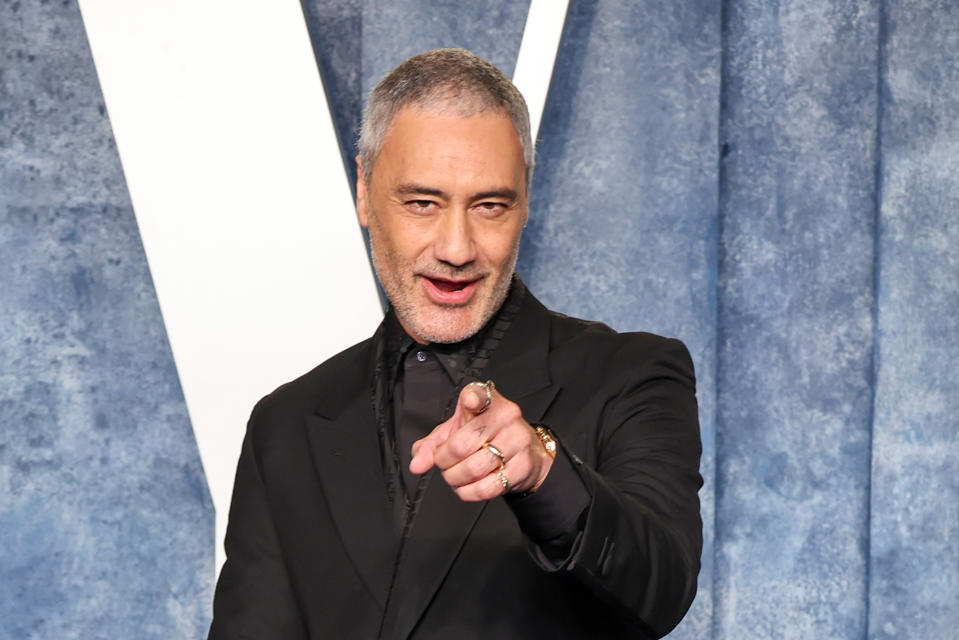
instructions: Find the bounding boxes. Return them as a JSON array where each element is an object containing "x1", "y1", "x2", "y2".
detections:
[
  {"x1": 248, "y1": 337, "x2": 374, "y2": 427},
  {"x1": 543, "y1": 308, "x2": 695, "y2": 389},
  {"x1": 547, "y1": 308, "x2": 689, "y2": 354}
]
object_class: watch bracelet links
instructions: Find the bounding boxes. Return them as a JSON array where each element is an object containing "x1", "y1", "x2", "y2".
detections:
[{"x1": 523, "y1": 424, "x2": 557, "y2": 496}]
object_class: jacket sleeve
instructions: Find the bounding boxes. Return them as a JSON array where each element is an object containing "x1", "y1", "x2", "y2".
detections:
[
  {"x1": 208, "y1": 409, "x2": 308, "y2": 640},
  {"x1": 528, "y1": 337, "x2": 703, "y2": 638}
]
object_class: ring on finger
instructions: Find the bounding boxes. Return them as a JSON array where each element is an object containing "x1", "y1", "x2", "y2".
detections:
[
  {"x1": 482, "y1": 442, "x2": 506, "y2": 472},
  {"x1": 496, "y1": 468, "x2": 510, "y2": 494},
  {"x1": 470, "y1": 379, "x2": 495, "y2": 413}
]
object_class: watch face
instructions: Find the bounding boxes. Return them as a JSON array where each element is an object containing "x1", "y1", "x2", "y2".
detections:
[{"x1": 534, "y1": 426, "x2": 557, "y2": 458}]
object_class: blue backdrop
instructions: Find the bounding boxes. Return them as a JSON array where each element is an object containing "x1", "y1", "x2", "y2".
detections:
[
  {"x1": 0, "y1": 2, "x2": 212, "y2": 639},
  {"x1": 2, "y1": 1, "x2": 957, "y2": 638}
]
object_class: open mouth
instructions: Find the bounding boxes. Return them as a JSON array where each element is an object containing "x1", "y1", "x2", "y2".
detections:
[
  {"x1": 427, "y1": 278, "x2": 474, "y2": 293},
  {"x1": 422, "y1": 276, "x2": 481, "y2": 303}
]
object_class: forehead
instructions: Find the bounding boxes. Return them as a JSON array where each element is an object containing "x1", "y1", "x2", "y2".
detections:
[{"x1": 374, "y1": 107, "x2": 526, "y2": 189}]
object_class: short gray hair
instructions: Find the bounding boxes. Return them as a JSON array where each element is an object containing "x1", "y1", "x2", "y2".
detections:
[{"x1": 358, "y1": 48, "x2": 534, "y2": 187}]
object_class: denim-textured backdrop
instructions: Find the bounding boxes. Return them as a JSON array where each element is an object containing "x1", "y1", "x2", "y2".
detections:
[
  {"x1": 2, "y1": 0, "x2": 956, "y2": 638},
  {"x1": 0, "y1": 2, "x2": 212, "y2": 638}
]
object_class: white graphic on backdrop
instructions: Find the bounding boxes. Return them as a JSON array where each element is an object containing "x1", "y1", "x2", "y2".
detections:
[
  {"x1": 515, "y1": 0, "x2": 569, "y2": 144},
  {"x1": 78, "y1": 0, "x2": 381, "y2": 576},
  {"x1": 78, "y1": 0, "x2": 566, "y2": 578}
]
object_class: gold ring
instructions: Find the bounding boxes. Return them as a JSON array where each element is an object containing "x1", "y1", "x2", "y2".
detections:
[
  {"x1": 496, "y1": 469, "x2": 510, "y2": 494},
  {"x1": 483, "y1": 442, "x2": 506, "y2": 471}
]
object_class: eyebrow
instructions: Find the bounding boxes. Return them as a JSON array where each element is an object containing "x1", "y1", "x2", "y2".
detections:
[
  {"x1": 473, "y1": 188, "x2": 518, "y2": 201},
  {"x1": 395, "y1": 183, "x2": 446, "y2": 198},
  {"x1": 394, "y1": 183, "x2": 518, "y2": 202}
]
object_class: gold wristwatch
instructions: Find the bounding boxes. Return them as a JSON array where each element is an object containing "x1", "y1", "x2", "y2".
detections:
[
  {"x1": 522, "y1": 425, "x2": 557, "y2": 496},
  {"x1": 532, "y1": 425, "x2": 557, "y2": 458}
]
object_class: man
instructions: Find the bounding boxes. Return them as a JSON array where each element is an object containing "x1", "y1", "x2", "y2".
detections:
[{"x1": 209, "y1": 48, "x2": 702, "y2": 639}]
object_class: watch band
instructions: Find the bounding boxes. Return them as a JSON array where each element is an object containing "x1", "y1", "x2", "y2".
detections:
[
  {"x1": 533, "y1": 425, "x2": 557, "y2": 459},
  {"x1": 523, "y1": 425, "x2": 557, "y2": 495}
]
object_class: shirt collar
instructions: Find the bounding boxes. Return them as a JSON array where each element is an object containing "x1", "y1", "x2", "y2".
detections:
[{"x1": 382, "y1": 275, "x2": 521, "y2": 383}]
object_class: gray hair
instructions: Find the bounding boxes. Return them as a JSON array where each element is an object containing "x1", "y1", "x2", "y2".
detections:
[{"x1": 357, "y1": 48, "x2": 534, "y2": 187}]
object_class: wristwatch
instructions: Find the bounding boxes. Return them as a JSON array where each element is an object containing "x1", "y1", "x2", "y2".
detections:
[
  {"x1": 532, "y1": 425, "x2": 557, "y2": 459},
  {"x1": 522, "y1": 425, "x2": 557, "y2": 495}
]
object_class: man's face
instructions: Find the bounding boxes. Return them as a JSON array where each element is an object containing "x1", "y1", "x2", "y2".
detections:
[{"x1": 356, "y1": 107, "x2": 528, "y2": 344}]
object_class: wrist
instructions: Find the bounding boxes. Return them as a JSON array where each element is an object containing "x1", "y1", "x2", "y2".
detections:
[{"x1": 520, "y1": 425, "x2": 557, "y2": 495}]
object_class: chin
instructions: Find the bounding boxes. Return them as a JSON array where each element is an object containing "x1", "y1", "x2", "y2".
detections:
[
  {"x1": 397, "y1": 302, "x2": 485, "y2": 344},
  {"x1": 390, "y1": 269, "x2": 516, "y2": 344},
  {"x1": 412, "y1": 316, "x2": 482, "y2": 344}
]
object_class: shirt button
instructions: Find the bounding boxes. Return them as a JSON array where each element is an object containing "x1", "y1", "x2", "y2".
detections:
[{"x1": 416, "y1": 351, "x2": 428, "y2": 362}]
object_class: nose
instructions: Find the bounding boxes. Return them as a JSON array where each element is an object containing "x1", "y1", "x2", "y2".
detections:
[{"x1": 432, "y1": 208, "x2": 476, "y2": 268}]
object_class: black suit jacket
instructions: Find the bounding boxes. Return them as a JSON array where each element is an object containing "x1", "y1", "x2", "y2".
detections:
[{"x1": 209, "y1": 288, "x2": 702, "y2": 639}]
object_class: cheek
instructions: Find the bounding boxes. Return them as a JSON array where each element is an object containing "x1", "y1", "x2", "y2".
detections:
[
  {"x1": 480, "y1": 227, "x2": 523, "y2": 265},
  {"x1": 370, "y1": 217, "x2": 429, "y2": 267}
]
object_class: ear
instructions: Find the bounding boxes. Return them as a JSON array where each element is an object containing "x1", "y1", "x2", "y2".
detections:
[{"x1": 355, "y1": 155, "x2": 369, "y2": 228}]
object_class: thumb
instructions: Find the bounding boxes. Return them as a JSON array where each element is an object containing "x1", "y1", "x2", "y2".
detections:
[{"x1": 458, "y1": 381, "x2": 493, "y2": 418}]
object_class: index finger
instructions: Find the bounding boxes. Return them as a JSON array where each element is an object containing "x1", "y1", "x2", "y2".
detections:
[{"x1": 458, "y1": 380, "x2": 494, "y2": 419}]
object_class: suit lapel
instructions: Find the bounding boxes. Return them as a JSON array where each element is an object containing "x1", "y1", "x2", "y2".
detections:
[
  {"x1": 382, "y1": 284, "x2": 563, "y2": 639},
  {"x1": 484, "y1": 286, "x2": 561, "y2": 423},
  {"x1": 305, "y1": 343, "x2": 397, "y2": 609},
  {"x1": 379, "y1": 469, "x2": 486, "y2": 639}
]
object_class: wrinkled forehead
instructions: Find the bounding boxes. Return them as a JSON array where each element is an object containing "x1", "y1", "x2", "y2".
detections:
[
  {"x1": 382, "y1": 108, "x2": 523, "y2": 168},
  {"x1": 370, "y1": 102, "x2": 523, "y2": 178}
]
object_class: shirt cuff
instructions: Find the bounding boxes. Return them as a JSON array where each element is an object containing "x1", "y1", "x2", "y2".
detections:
[{"x1": 504, "y1": 446, "x2": 590, "y2": 549}]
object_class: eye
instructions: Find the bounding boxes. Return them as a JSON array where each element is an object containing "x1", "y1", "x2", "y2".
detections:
[
  {"x1": 406, "y1": 199, "x2": 438, "y2": 214},
  {"x1": 475, "y1": 201, "x2": 508, "y2": 216}
]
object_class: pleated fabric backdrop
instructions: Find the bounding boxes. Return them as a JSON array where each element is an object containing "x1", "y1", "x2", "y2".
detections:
[
  {"x1": 2, "y1": 1, "x2": 956, "y2": 638},
  {"x1": 0, "y1": 3, "x2": 213, "y2": 639}
]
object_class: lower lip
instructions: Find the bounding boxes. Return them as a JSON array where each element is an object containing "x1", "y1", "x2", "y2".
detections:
[{"x1": 422, "y1": 277, "x2": 479, "y2": 304}]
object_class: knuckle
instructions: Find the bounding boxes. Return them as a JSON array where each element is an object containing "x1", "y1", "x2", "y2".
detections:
[
  {"x1": 499, "y1": 425, "x2": 527, "y2": 451},
  {"x1": 502, "y1": 402, "x2": 522, "y2": 423},
  {"x1": 520, "y1": 427, "x2": 537, "y2": 447},
  {"x1": 441, "y1": 468, "x2": 458, "y2": 488},
  {"x1": 467, "y1": 453, "x2": 490, "y2": 476},
  {"x1": 458, "y1": 483, "x2": 485, "y2": 503},
  {"x1": 449, "y1": 437, "x2": 475, "y2": 459},
  {"x1": 480, "y1": 480, "x2": 498, "y2": 500},
  {"x1": 505, "y1": 456, "x2": 529, "y2": 484},
  {"x1": 517, "y1": 458, "x2": 533, "y2": 482}
]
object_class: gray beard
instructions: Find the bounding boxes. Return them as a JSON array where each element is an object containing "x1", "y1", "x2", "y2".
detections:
[{"x1": 368, "y1": 237, "x2": 519, "y2": 344}]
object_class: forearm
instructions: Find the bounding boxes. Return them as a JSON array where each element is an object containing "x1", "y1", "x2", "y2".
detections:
[
  {"x1": 569, "y1": 461, "x2": 701, "y2": 635},
  {"x1": 504, "y1": 446, "x2": 590, "y2": 560},
  {"x1": 510, "y1": 337, "x2": 703, "y2": 637}
]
